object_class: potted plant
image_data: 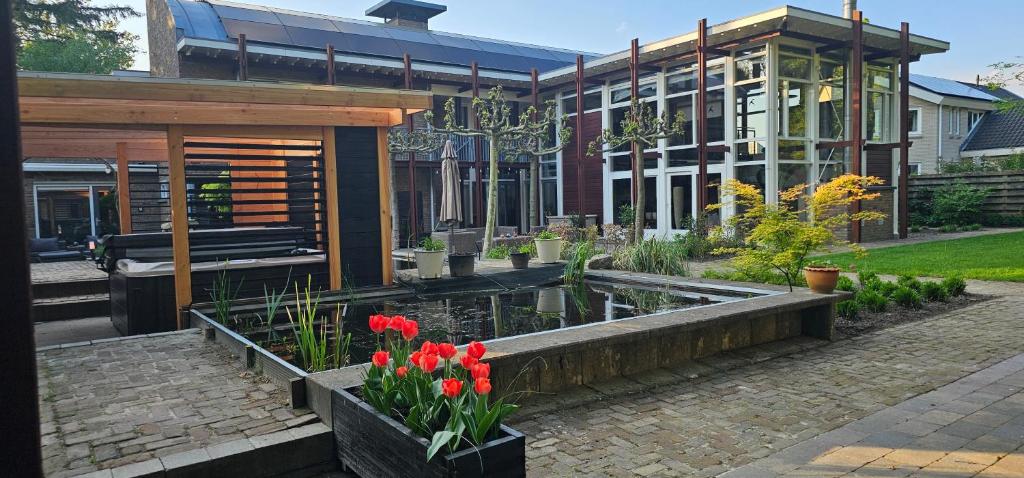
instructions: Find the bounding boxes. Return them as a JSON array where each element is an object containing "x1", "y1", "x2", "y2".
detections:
[
  {"x1": 415, "y1": 237, "x2": 447, "y2": 279},
  {"x1": 509, "y1": 244, "x2": 531, "y2": 270},
  {"x1": 448, "y1": 252, "x2": 476, "y2": 277},
  {"x1": 534, "y1": 230, "x2": 562, "y2": 264},
  {"x1": 334, "y1": 315, "x2": 524, "y2": 477},
  {"x1": 804, "y1": 260, "x2": 841, "y2": 294}
]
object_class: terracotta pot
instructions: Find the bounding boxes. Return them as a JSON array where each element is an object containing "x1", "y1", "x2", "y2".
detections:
[{"x1": 804, "y1": 267, "x2": 840, "y2": 294}]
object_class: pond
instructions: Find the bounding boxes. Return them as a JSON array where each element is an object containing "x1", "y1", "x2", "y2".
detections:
[{"x1": 221, "y1": 278, "x2": 760, "y2": 368}]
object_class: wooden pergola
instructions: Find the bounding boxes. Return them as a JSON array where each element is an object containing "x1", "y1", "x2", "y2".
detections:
[{"x1": 18, "y1": 72, "x2": 431, "y2": 325}]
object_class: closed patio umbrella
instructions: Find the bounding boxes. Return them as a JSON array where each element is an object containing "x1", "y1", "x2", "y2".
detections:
[{"x1": 439, "y1": 139, "x2": 463, "y2": 255}]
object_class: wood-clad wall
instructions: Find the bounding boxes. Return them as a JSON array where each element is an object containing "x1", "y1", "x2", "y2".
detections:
[
  {"x1": 335, "y1": 127, "x2": 385, "y2": 287},
  {"x1": 561, "y1": 111, "x2": 604, "y2": 223}
]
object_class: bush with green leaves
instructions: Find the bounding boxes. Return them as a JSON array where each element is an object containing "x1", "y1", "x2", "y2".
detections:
[
  {"x1": 563, "y1": 241, "x2": 596, "y2": 284},
  {"x1": 920, "y1": 281, "x2": 949, "y2": 302},
  {"x1": 418, "y1": 236, "x2": 446, "y2": 252},
  {"x1": 702, "y1": 269, "x2": 805, "y2": 287},
  {"x1": 485, "y1": 244, "x2": 511, "y2": 260},
  {"x1": 837, "y1": 300, "x2": 860, "y2": 320},
  {"x1": 941, "y1": 276, "x2": 967, "y2": 296},
  {"x1": 614, "y1": 238, "x2": 688, "y2": 277},
  {"x1": 932, "y1": 182, "x2": 990, "y2": 227},
  {"x1": 835, "y1": 275, "x2": 856, "y2": 292},
  {"x1": 857, "y1": 271, "x2": 880, "y2": 288},
  {"x1": 891, "y1": 286, "x2": 923, "y2": 309},
  {"x1": 856, "y1": 289, "x2": 888, "y2": 313},
  {"x1": 897, "y1": 274, "x2": 923, "y2": 292}
]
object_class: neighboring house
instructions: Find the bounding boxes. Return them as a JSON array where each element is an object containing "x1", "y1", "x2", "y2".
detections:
[
  {"x1": 908, "y1": 74, "x2": 1022, "y2": 173},
  {"x1": 137, "y1": 0, "x2": 951, "y2": 242}
]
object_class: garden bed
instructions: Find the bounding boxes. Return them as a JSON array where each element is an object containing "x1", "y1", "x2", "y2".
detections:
[{"x1": 835, "y1": 292, "x2": 992, "y2": 339}]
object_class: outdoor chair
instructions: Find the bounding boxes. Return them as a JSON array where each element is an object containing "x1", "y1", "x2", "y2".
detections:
[{"x1": 29, "y1": 237, "x2": 83, "y2": 263}]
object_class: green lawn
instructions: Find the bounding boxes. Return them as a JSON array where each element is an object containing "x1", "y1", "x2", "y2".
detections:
[{"x1": 817, "y1": 231, "x2": 1024, "y2": 282}]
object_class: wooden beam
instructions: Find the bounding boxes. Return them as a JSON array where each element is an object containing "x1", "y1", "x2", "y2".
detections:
[
  {"x1": 167, "y1": 124, "x2": 191, "y2": 328},
  {"x1": 17, "y1": 74, "x2": 433, "y2": 110},
  {"x1": 181, "y1": 125, "x2": 324, "y2": 140},
  {"x1": 237, "y1": 34, "x2": 248, "y2": 82},
  {"x1": 377, "y1": 127, "x2": 394, "y2": 285},
  {"x1": 322, "y1": 127, "x2": 342, "y2": 289},
  {"x1": 115, "y1": 142, "x2": 132, "y2": 234},
  {"x1": 20, "y1": 97, "x2": 404, "y2": 127},
  {"x1": 850, "y1": 10, "x2": 864, "y2": 243},
  {"x1": 898, "y1": 22, "x2": 911, "y2": 239},
  {"x1": 326, "y1": 44, "x2": 336, "y2": 85}
]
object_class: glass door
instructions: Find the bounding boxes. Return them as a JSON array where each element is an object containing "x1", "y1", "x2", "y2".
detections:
[{"x1": 667, "y1": 173, "x2": 695, "y2": 234}]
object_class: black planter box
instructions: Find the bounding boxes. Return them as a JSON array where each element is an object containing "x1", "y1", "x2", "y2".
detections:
[{"x1": 332, "y1": 388, "x2": 525, "y2": 478}]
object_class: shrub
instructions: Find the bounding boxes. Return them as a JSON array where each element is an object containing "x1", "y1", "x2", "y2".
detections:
[
  {"x1": 418, "y1": 236, "x2": 447, "y2": 252},
  {"x1": 932, "y1": 182, "x2": 990, "y2": 227},
  {"x1": 837, "y1": 300, "x2": 860, "y2": 320},
  {"x1": 941, "y1": 276, "x2": 968, "y2": 296},
  {"x1": 857, "y1": 271, "x2": 879, "y2": 287},
  {"x1": 920, "y1": 281, "x2": 949, "y2": 302},
  {"x1": 961, "y1": 223, "x2": 982, "y2": 231},
  {"x1": 856, "y1": 289, "x2": 888, "y2": 312},
  {"x1": 939, "y1": 224, "x2": 958, "y2": 233},
  {"x1": 875, "y1": 280, "x2": 900, "y2": 298},
  {"x1": 613, "y1": 238, "x2": 688, "y2": 276},
  {"x1": 535, "y1": 230, "x2": 559, "y2": 240},
  {"x1": 910, "y1": 225, "x2": 921, "y2": 233},
  {"x1": 702, "y1": 269, "x2": 804, "y2": 287},
  {"x1": 835, "y1": 275, "x2": 856, "y2": 292},
  {"x1": 485, "y1": 244, "x2": 510, "y2": 260},
  {"x1": 897, "y1": 274, "x2": 923, "y2": 292},
  {"x1": 891, "y1": 286, "x2": 923, "y2": 309},
  {"x1": 563, "y1": 241, "x2": 595, "y2": 284}
]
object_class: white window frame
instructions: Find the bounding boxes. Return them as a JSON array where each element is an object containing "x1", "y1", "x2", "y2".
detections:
[
  {"x1": 967, "y1": 110, "x2": 984, "y2": 132},
  {"x1": 908, "y1": 107, "x2": 922, "y2": 136},
  {"x1": 33, "y1": 182, "x2": 115, "y2": 240}
]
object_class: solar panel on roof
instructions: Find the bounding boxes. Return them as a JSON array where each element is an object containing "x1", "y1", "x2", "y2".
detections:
[
  {"x1": 341, "y1": 33, "x2": 405, "y2": 58},
  {"x1": 511, "y1": 45, "x2": 561, "y2": 62},
  {"x1": 391, "y1": 39, "x2": 460, "y2": 64},
  {"x1": 209, "y1": 4, "x2": 280, "y2": 24},
  {"x1": 220, "y1": 19, "x2": 294, "y2": 45},
  {"x1": 384, "y1": 27, "x2": 440, "y2": 45},
  {"x1": 472, "y1": 39, "x2": 522, "y2": 56},
  {"x1": 283, "y1": 27, "x2": 353, "y2": 51},
  {"x1": 332, "y1": 20, "x2": 393, "y2": 39},
  {"x1": 274, "y1": 12, "x2": 339, "y2": 32}
]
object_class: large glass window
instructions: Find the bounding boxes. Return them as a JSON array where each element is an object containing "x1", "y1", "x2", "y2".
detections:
[
  {"x1": 865, "y1": 63, "x2": 894, "y2": 142},
  {"x1": 818, "y1": 56, "x2": 846, "y2": 141},
  {"x1": 669, "y1": 174, "x2": 694, "y2": 229},
  {"x1": 667, "y1": 94, "x2": 694, "y2": 146},
  {"x1": 611, "y1": 178, "x2": 632, "y2": 225},
  {"x1": 735, "y1": 83, "x2": 768, "y2": 139}
]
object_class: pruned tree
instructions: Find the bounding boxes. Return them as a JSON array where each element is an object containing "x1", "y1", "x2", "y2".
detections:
[
  {"x1": 984, "y1": 58, "x2": 1024, "y2": 113},
  {"x1": 390, "y1": 85, "x2": 571, "y2": 255},
  {"x1": 587, "y1": 100, "x2": 686, "y2": 244}
]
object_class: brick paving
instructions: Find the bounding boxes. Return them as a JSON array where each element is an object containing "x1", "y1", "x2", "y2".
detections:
[
  {"x1": 724, "y1": 352, "x2": 1024, "y2": 477},
  {"x1": 31, "y1": 260, "x2": 106, "y2": 284},
  {"x1": 38, "y1": 330, "x2": 320, "y2": 477},
  {"x1": 512, "y1": 286, "x2": 1024, "y2": 477}
]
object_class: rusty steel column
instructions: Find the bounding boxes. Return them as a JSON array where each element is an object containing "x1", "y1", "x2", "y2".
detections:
[
  {"x1": 237, "y1": 34, "x2": 248, "y2": 81},
  {"x1": 898, "y1": 22, "x2": 911, "y2": 239},
  {"x1": 326, "y1": 44, "x2": 336, "y2": 85},
  {"x1": 630, "y1": 38, "x2": 640, "y2": 205},
  {"x1": 472, "y1": 62, "x2": 483, "y2": 227},
  {"x1": 850, "y1": 10, "x2": 864, "y2": 243},
  {"x1": 404, "y1": 53, "x2": 418, "y2": 246},
  {"x1": 531, "y1": 68, "x2": 541, "y2": 227},
  {"x1": 696, "y1": 18, "x2": 709, "y2": 212},
  {"x1": 575, "y1": 55, "x2": 585, "y2": 218}
]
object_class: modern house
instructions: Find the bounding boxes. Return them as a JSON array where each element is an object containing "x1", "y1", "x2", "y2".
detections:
[
  {"x1": 907, "y1": 74, "x2": 1022, "y2": 173},
  {"x1": 132, "y1": 0, "x2": 950, "y2": 243}
]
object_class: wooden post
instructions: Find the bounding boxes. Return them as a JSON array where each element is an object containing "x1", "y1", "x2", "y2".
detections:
[
  {"x1": 322, "y1": 127, "x2": 342, "y2": 289},
  {"x1": 237, "y1": 34, "x2": 248, "y2": 82},
  {"x1": 326, "y1": 44, "x2": 336, "y2": 85},
  {"x1": 472, "y1": 62, "x2": 483, "y2": 227},
  {"x1": 167, "y1": 125, "x2": 191, "y2": 328},
  {"x1": 116, "y1": 142, "x2": 132, "y2": 234},
  {"x1": 377, "y1": 127, "x2": 394, "y2": 285},
  {"x1": 630, "y1": 38, "x2": 640, "y2": 205},
  {"x1": 575, "y1": 55, "x2": 585, "y2": 217},
  {"x1": 531, "y1": 68, "x2": 540, "y2": 227},
  {"x1": 0, "y1": 0, "x2": 43, "y2": 471},
  {"x1": 696, "y1": 18, "x2": 709, "y2": 211},
  {"x1": 403, "y1": 53, "x2": 417, "y2": 246},
  {"x1": 850, "y1": 10, "x2": 864, "y2": 243},
  {"x1": 898, "y1": 22, "x2": 911, "y2": 239}
]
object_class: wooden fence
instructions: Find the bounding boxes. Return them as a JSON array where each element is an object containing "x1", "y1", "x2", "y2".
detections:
[{"x1": 908, "y1": 171, "x2": 1024, "y2": 217}]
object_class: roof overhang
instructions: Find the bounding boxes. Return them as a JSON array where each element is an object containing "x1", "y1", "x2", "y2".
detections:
[
  {"x1": 17, "y1": 71, "x2": 432, "y2": 127},
  {"x1": 910, "y1": 85, "x2": 998, "y2": 109},
  {"x1": 538, "y1": 5, "x2": 949, "y2": 87}
]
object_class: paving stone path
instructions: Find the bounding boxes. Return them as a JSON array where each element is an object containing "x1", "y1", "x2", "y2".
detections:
[
  {"x1": 723, "y1": 352, "x2": 1024, "y2": 477},
  {"x1": 512, "y1": 287, "x2": 1024, "y2": 477},
  {"x1": 31, "y1": 260, "x2": 106, "y2": 284},
  {"x1": 38, "y1": 330, "x2": 319, "y2": 477}
]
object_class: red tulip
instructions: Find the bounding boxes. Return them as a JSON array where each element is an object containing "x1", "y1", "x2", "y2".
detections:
[
  {"x1": 368, "y1": 314, "x2": 389, "y2": 334},
  {"x1": 401, "y1": 320, "x2": 419, "y2": 341},
  {"x1": 388, "y1": 315, "x2": 406, "y2": 331},
  {"x1": 441, "y1": 378, "x2": 463, "y2": 398},
  {"x1": 467, "y1": 341, "x2": 486, "y2": 360},
  {"x1": 438, "y1": 342, "x2": 457, "y2": 360},
  {"x1": 474, "y1": 377, "x2": 491, "y2": 395},
  {"x1": 420, "y1": 340, "x2": 439, "y2": 356},
  {"x1": 460, "y1": 355, "x2": 478, "y2": 369},
  {"x1": 418, "y1": 353, "x2": 439, "y2": 373},
  {"x1": 410, "y1": 351, "x2": 423, "y2": 368},
  {"x1": 470, "y1": 362, "x2": 490, "y2": 380},
  {"x1": 371, "y1": 351, "x2": 389, "y2": 368},
  {"x1": 396, "y1": 366, "x2": 408, "y2": 378}
]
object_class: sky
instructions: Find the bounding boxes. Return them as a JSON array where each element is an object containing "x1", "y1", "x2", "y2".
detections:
[{"x1": 115, "y1": 0, "x2": 1023, "y2": 93}]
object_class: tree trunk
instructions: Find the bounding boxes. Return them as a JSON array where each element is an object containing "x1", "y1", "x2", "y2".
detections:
[
  {"x1": 482, "y1": 138, "x2": 500, "y2": 256},
  {"x1": 529, "y1": 156, "x2": 539, "y2": 229},
  {"x1": 633, "y1": 144, "x2": 645, "y2": 244}
]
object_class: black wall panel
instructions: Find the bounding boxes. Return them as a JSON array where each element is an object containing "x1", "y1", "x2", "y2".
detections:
[{"x1": 335, "y1": 127, "x2": 384, "y2": 286}]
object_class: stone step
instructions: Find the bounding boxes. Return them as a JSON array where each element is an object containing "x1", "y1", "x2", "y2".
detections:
[
  {"x1": 32, "y1": 293, "x2": 110, "y2": 322},
  {"x1": 32, "y1": 277, "x2": 108, "y2": 299}
]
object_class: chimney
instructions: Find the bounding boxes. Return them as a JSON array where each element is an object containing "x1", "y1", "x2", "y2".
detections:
[
  {"x1": 843, "y1": 0, "x2": 857, "y2": 18},
  {"x1": 366, "y1": 0, "x2": 446, "y2": 30}
]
